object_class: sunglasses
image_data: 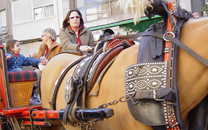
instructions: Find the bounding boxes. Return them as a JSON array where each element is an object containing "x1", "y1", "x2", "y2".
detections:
[
  {"x1": 41, "y1": 35, "x2": 46, "y2": 38},
  {"x1": 69, "y1": 16, "x2": 80, "y2": 19}
]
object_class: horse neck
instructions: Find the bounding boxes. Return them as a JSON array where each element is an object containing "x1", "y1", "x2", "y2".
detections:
[{"x1": 178, "y1": 17, "x2": 208, "y2": 119}]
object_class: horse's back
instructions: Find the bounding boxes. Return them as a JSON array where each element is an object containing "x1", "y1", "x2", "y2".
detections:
[{"x1": 41, "y1": 53, "x2": 82, "y2": 109}]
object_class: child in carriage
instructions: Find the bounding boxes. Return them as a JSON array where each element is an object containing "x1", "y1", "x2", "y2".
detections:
[
  {"x1": 6, "y1": 39, "x2": 48, "y2": 72},
  {"x1": 5, "y1": 39, "x2": 48, "y2": 105}
]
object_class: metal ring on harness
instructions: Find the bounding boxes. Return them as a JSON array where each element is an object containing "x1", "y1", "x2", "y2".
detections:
[{"x1": 163, "y1": 32, "x2": 175, "y2": 41}]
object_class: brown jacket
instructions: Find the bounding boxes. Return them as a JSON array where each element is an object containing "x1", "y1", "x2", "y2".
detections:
[
  {"x1": 37, "y1": 41, "x2": 62, "y2": 60},
  {"x1": 59, "y1": 26, "x2": 94, "y2": 52}
]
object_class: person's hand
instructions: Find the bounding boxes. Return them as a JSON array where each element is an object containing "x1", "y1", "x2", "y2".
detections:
[
  {"x1": 6, "y1": 54, "x2": 12, "y2": 60},
  {"x1": 79, "y1": 45, "x2": 92, "y2": 53},
  {"x1": 32, "y1": 52, "x2": 38, "y2": 58},
  {"x1": 40, "y1": 57, "x2": 48, "y2": 65}
]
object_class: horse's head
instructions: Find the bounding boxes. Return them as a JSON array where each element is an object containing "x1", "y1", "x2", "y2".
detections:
[
  {"x1": 117, "y1": 0, "x2": 169, "y2": 23},
  {"x1": 145, "y1": 0, "x2": 168, "y2": 19}
]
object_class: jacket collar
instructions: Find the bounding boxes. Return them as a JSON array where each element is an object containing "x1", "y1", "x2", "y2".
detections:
[
  {"x1": 41, "y1": 41, "x2": 58, "y2": 51},
  {"x1": 68, "y1": 26, "x2": 86, "y2": 35},
  {"x1": 69, "y1": 25, "x2": 82, "y2": 30}
]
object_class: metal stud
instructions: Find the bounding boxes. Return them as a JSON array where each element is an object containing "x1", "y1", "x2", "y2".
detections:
[
  {"x1": 80, "y1": 61, "x2": 85, "y2": 67},
  {"x1": 128, "y1": 71, "x2": 133, "y2": 76},
  {"x1": 152, "y1": 68, "x2": 158, "y2": 73},
  {"x1": 77, "y1": 68, "x2": 81, "y2": 73},
  {"x1": 129, "y1": 84, "x2": 133, "y2": 89},
  {"x1": 152, "y1": 82, "x2": 157, "y2": 86}
]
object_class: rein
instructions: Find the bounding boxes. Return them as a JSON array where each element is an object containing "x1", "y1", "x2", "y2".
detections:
[{"x1": 116, "y1": 31, "x2": 208, "y2": 67}]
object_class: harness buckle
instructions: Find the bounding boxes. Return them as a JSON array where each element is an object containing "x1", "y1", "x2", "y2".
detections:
[
  {"x1": 153, "y1": 90, "x2": 165, "y2": 101},
  {"x1": 164, "y1": 48, "x2": 170, "y2": 53}
]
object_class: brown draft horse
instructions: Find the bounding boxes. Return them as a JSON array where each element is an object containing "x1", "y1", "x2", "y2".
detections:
[
  {"x1": 41, "y1": 3, "x2": 208, "y2": 130},
  {"x1": 41, "y1": 17, "x2": 208, "y2": 129}
]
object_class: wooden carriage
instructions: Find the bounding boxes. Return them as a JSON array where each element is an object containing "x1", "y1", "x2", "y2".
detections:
[
  {"x1": 0, "y1": 42, "x2": 114, "y2": 129},
  {"x1": 0, "y1": 43, "x2": 68, "y2": 129}
]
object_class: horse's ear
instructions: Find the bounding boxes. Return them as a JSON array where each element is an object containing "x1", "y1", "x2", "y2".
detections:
[
  {"x1": 145, "y1": 9, "x2": 154, "y2": 19},
  {"x1": 145, "y1": 0, "x2": 168, "y2": 19}
]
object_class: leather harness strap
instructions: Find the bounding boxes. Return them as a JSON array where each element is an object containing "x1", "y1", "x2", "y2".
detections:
[
  {"x1": 135, "y1": 87, "x2": 172, "y2": 100},
  {"x1": 116, "y1": 32, "x2": 208, "y2": 67},
  {"x1": 88, "y1": 43, "x2": 130, "y2": 91},
  {"x1": 62, "y1": 43, "x2": 133, "y2": 125}
]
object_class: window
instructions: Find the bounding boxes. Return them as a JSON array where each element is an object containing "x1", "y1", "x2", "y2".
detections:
[
  {"x1": 76, "y1": 0, "x2": 123, "y2": 22},
  {"x1": 0, "y1": 10, "x2": 7, "y2": 34},
  {"x1": 34, "y1": 4, "x2": 54, "y2": 20}
]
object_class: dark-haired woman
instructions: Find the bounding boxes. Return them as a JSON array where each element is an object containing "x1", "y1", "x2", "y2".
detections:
[{"x1": 59, "y1": 9, "x2": 94, "y2": 53}]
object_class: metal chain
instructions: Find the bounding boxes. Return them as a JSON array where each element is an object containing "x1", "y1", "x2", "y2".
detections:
[
  {"x1": 74, "y1": 92, "x2": 137, "y2": 130},
  {"x1": 98, "y1": 92, "x2": 137, "y2": 109},
  {"x1": 75, "y1": 119, "x2": 101, "y2": 130}
]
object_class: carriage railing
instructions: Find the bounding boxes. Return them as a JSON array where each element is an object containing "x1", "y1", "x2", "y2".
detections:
[{"x1": 0, "y1": 43, "x2": 10, "y2": 110}]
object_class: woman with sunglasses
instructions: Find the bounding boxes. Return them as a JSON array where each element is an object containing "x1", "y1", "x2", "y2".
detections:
[{"x1": 59, "y1": 9, "x2": 94, "y2": 53}]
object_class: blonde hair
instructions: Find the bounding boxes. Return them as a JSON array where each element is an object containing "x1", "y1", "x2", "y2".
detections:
[
  {"x1": 42, "y1": 28, "x2": 57, "y2": 41},
  {"x1": 117, "y1": 0, "x2": 153, "y2": 24}
]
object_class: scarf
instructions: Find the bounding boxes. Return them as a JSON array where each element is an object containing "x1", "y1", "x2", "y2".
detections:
[
  {"x1": 69, "y1": 25, "x2": 82, "y2": 45},
  {"x1": 13, "y1": 51, "x2": 19, "y2": 58}
]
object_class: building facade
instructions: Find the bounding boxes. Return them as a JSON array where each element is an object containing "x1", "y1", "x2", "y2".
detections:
[
  {"x1": 0, "y1": 0, "x2": 206, "y2": 57},
  {"x1": 0, "y1": 0, "x2": 13, "y2": 43}
]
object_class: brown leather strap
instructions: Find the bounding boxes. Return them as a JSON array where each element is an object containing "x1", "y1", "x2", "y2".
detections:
[
  {"x1": 88, "y1": 45, "x2": 125, "y2": 90},
  {"x1": 135, "y1": 87, "x2": 172, "y2": 100}
]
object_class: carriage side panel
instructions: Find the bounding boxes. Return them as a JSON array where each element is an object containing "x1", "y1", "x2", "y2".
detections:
[{"x1": 0, "y1": 44, "x2": 10, "y2": 111}]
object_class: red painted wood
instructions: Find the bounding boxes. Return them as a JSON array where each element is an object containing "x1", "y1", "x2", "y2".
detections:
[
  {"x1": 22, "y1": 121, "x2": 47, "y2": 126},
  {"x1": 2, "y1": 105, "x2": 42, "y2": 115},
  {"x1": 16, "y1": 110, "x2": 59, "y2": 119},
  {"x1": 0, "y1": 47, "x2": 8, "y2": 111}
]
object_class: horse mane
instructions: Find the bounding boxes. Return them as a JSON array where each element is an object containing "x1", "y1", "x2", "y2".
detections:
[{"x1": 117, "y1": 0, "x2": 154, "y2": 24}]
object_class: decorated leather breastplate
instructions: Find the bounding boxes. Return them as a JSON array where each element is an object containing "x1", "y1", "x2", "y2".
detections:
[{"x1": 125, "y1": 21, "x2": 170, "y2": 126}]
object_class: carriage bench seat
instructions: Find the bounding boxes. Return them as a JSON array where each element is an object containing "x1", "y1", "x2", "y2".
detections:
[
  {"x1": 8, "y1": 71, "x2": 37, "y2": 83},
  {"x1": 7, "y1": 71, "x2": 37, "y2": 107}
]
